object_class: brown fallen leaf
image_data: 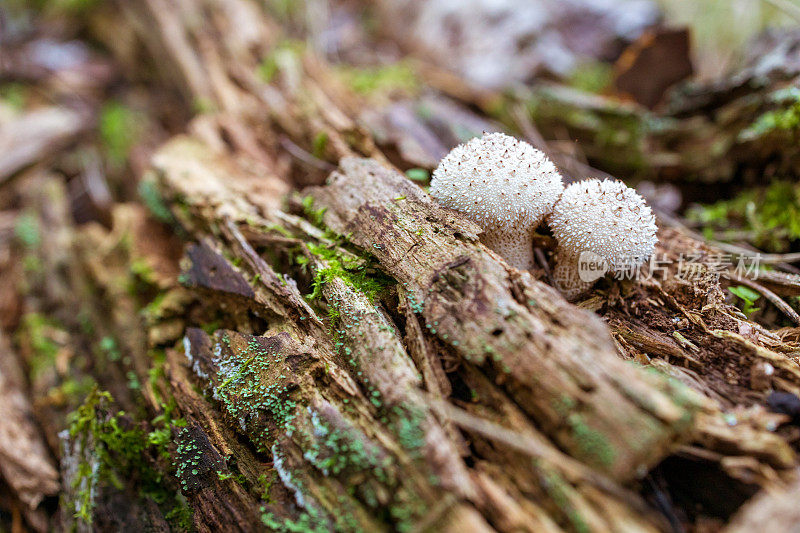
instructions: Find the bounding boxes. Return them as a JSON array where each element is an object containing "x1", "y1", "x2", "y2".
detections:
[
  {"x1": 615, "y1": 28, "x2": 694, "y2": 109},
  {"x1": 0, "y1": 331, "x2": 60, "y2": 510},
  {"x1": 0, "y1": 107, "x2": 90, "y2": 184}
]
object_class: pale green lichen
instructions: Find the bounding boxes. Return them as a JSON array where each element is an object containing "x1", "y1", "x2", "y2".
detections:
[{"x1": 212, "y1": 335, "x2": 299, "y2": 450}]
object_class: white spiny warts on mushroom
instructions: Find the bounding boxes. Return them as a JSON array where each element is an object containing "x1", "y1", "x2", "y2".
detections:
[
  {"x1": 548, "y1": 179, "x2": 658, "y2": 300},
  {"x1": 429, "y1": 132, "x2": 564, "y2": 269}
]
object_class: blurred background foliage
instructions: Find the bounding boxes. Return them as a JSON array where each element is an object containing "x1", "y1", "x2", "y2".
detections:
[{"x1": 657, "y1": 0, "x2": 800, "y2": 80}]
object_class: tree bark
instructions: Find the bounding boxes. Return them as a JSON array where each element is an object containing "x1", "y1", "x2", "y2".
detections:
[{"x1": 4, "y1": 0, "x2": 800, "y2": 532}]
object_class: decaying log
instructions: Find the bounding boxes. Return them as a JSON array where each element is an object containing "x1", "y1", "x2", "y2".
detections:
[
  {"x1": 136, "y1": 129, "x2": 793, "y2": 531},
  {"x1": 147, "y1": 134, "x2": 674, "y2": 531},
  {"x1": 4, "y1": 0, "x2": 800, "y2": 531},
  {"x1": 307, "y1": 157, "x2": 705, "y2": 480},
  {"x1": 0, "y1": 332, "x2": 58, "y2": 531}
]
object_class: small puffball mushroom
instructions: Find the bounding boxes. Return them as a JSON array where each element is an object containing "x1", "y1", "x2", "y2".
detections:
[
  {"x1": 429, "y1": 132, "x2": 564, "y2": 269},
  {"x1": 548, "y1": 179, "x2": 658, "y2": 300}
]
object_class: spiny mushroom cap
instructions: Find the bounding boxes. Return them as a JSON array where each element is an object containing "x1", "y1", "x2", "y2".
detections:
[
  {"x1": 549, "y1": 179, "x2": 658, "y2": 267},
  {"x1": 429, "y1": 132, "x2": 563, "y2": 230}
]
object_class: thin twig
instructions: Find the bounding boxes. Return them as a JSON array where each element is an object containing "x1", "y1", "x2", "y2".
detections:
[
  {"x1": 278, "y1": 135, "x2": 336, "y2": 171},
  {"x1": 534, "y1": 247, "x2": 555, "y2": 286},
  {"x1": 726, "y1": 271, "x2": 800, "y2": 326},
  {"x1": 754, "y1": 252, "x2": 800, "y2": 264},
  {"x1": 746, "y1": 269, "x2": 800, "y2": 291},
  {"x1": 657, "y1": 210, "x2": 800, "y2": 268}
]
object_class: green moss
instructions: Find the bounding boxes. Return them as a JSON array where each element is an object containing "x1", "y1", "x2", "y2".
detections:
[
  {"x1": 260, "y1": 446, "x2": 333, "y2": 532},
  {"x1": 312, "y1": 132, "x2": 329, "y2": 158},
  {"x1": 404, "y1": 288, "x2": 425, "y2": 315},
  {"x1": 19, "y1": 312, "x2": 60, "y2": 360},
  {"x1": 687, "y1": 180, "x2": 800, "y2": 252},
  {"x1": 216, "y1": 471, "x2": 234, "y2": 481},
  {"x1": 126, "y1": 371, "x2": 141, "y2": 390},
  {"x1": 264, "y1": 223, "x2": 293, "y2": 239},
  {"x1": 18, "y1": 312, "x2": 63, "y2": 379},
  {"x1": 305, "y1": 242, "x2": 394, "y2": 303},
  {"x1": 138, "y1": 179, "x2": 174, "y2": 224},
  {"x1": 173, "y1": 427, "x2": 209, "y2": 493},
  {"x1": 260, "y1": 508, "x2": 329, "y2": 533},
  {"x1": 302, "y1": 195, "x2": 328, "y2": 228},
  {"x1": 257, "y1": 40, "x2": 305, "y2": 83},
  {"x1": 740, "y1": 87, "x2": 800, "y2": 140},
  {"x1": 22, "y1": 255, "x2": 43, "y2": 273},
  {"x1": 388, "y1": 491, "x2": 430, "y2": 533},
  {"x1": 66, "y1": 388, "x2": 191, "y2": 530},
  {"x1": 264, "y1": 0, "x2": 303, "y2": 21},
  {"x1": 98, "y1": 335, "x2": 121, "y2": 362},
  {"x1": 164, "y1": 505, "x2": 193, "y2": 532},
  {"x1": 257, "y1": 471, "x2": 275, "y2": 500},
  {"x1": 0, "y1": 83, "x2": 26, "y2": 110},
  {"x1": 100, "y1": 101, "x2": 142, "y2": 169},
  {"x1": 29, "y1": 0, "x2": 100, "y2": 15},
  {"x1": 404, "y1": 168, "x2": 429, "y2": 182},
  {"x1": 198, "y1": 320, "x2": 221, "y2": 335},
  {"x1": 552, "y1": 394, "x2": 576, "y2": 417},
  {"x1": 300, "y1": 410, "x2": 388, "y2": 482},
  {"x1": 147, "y1": 351, "x2": 169, "y2": 402},
  {"x1": 337, "y1": 62, "x2": 419, "y2": 96},
  {"x1": 14, "y1": 210, "x2": 41, "y2": 248},
  {"x1": 70, "y1": 459, "x2": 96, "y2": 524},
  {"x1": 141, "y1": 293, "x2": 171, "y2": 325},
  {"x1": 49, "y1": 376, "x2": 97, "y2": 403},
  {"x1": 567, "y1": 62, "x2": 613, "y2": 94},
  {"x1": 216, "y1": 353, "x2": 259, "y2": 393},
  {"x1": 297, "y1": 201, "x2": 396, "y2": 307},
  {"x1": 192, "y1": 97, "x2": 217, "y2": 114},
  {"x1": 566, "y1": 413, "x2": 616, "y2": 468},
  {"x1": 125, "y1": 257, "x2": 160, "y2": 299},
  {"x1": 392, "y1": 404, "x2": 426, "y2": 456},
  {"x1": 540, "y1": 466, "x2": 591, "y2": 533}
]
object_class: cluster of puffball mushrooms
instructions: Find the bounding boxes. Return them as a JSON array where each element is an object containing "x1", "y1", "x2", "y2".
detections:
[{"x1": 430, "y1": 132, "x2": 658, "y2": 300}]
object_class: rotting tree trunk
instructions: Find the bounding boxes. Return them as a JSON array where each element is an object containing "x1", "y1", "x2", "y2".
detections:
[
  {"x1": 38, "y1": 127, "x2": 795, "y2": 531},
  {"x1": 306, "y1": 157, "x2": 703, "y2": 480},
  {"x1": 144, "y1": 134, "x2": 692, "y2": 531},
  {"x1": 4, "y1": 0, "x2": 800, "y2": 532}
]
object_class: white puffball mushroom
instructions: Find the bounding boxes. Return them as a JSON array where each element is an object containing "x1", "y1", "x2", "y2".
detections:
[
  {"x1": 429, "y1": 132, "x2": 564, "y2": 269},
  {"x1": 548, "y1": 179, "x2": 658, "y2": 300}
]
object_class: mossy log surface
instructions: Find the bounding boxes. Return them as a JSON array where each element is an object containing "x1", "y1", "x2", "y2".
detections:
[
  {"x1": 144, "y1": 135, "x2": 678, "y2": 531},
  {"x1": 4, "y1": 0, "x2": 800, "y2": 532},
  {"x1": 59, "y1": 129, "x2": 784, "y2": 532}
]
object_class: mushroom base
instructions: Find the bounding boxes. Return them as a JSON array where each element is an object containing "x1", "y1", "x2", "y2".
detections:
[
  {"x1": 481, "y1": 227, "x2": 535, "y2": 270},
  {"x1": 552, "y1": 250, "x2": 595, "y2": 301}
]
